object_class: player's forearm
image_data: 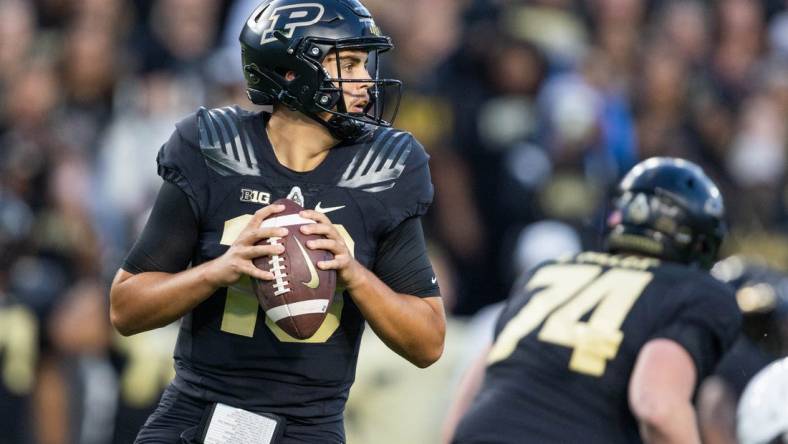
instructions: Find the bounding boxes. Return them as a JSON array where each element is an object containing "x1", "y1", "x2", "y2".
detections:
[
  {"x1": 442, "y1": 345, "x2": 490, "y2": 444},
  {"x1": 345, "y1": 261, "x2": 445, "y2": 368},
  {"x1": 638, "y1": 402, "x2": 701, "y2": 444},
  {"x1": 109, "y1": 264, "x2": 219, "y2": 335},
  {"x1": 697, "y1": 377, "x2": 738, "y2": 444}
]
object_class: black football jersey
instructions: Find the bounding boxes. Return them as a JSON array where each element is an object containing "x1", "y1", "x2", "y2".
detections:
[
  {"x1": 453, "y1": 252, "x2": 741, "y2": 444},
  {"x1": 155, "y1": 106, "x2": 434, "y2": 424},
  {"x1": 712, "y1": 336, "x2": 776, "y2": 400}
]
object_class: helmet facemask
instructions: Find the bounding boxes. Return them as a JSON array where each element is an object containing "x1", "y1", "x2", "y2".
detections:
[{"x1": 304, "y1": 37, "x2": 402, "y2": 135}]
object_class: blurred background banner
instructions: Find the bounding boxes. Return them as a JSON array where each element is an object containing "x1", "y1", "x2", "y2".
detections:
[{"x1": 0, "y1": 0, "x2": 786, "y2": 443}]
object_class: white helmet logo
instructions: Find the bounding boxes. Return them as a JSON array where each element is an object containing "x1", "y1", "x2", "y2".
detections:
[
  {"x1": 627, "y1": 193, "x2": 651, "y2": 224},
  {"x1": 256, "y1": 3, "x2": 326, "y2": 45},
  {"x1": 704, "y1": 197, "x2": 723, "y2": 218}
]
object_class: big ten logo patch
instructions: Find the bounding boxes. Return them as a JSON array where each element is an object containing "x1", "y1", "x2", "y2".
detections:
[{"x1": 240, "y1": 188, "x2": 271, "y2": 205}]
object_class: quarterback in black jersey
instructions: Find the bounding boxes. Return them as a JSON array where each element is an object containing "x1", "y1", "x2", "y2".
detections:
[
  {"x1": 447, "y1": 158, "x2": 741, "y2": 444},
  {"x1": 109, "y1": 1, "x2": 445, "y2": 443}
]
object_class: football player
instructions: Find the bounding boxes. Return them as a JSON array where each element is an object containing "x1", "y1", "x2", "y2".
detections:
[
  {"x1": 697, "y1": 256, "x2": 788, "y2": 444},
  {"x1": 0, "y1": 190, "x2": 39, "y2": 444},
  {"x1": 446, "y1": 157, "x2": 741, "y2": 444},
  {"x1": 0, "y1": 189, "x2": 70, "y2": 444},
  {"x1": 737, "y1": 357, "x2": 788, "y2": 444},
  {"x1": 108, "y1": 1, "x2": 445, "y2": 443}
]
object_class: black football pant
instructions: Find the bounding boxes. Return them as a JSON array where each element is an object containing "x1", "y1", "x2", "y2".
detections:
[{"x1": 134, "y1": 384, "x2": 344, "y2": 444}]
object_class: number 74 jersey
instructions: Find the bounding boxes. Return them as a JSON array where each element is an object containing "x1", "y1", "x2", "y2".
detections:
[{"x1": 455, "y1": 252, "x2": 741, "y2": 444}]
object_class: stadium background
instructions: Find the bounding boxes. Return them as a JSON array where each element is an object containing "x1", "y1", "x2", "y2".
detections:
[{"x1": 0, "y1": 0, "x2": 787, "y2": 443}]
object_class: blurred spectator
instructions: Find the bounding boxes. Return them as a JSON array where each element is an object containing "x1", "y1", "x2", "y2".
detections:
[
  {"x1": 137, "y1": 0, "x2": 222, "y2": 74},
  {"x1": 712, "y1": 0, "x2": 766, "y2": 104},
  {"x1": 0, "y1": 0, "x2": 36, "y2": 87},
  {"x1": 50, "y1": 280, "x2": 113, "y2": 444},
  {"x1": 634, "y1": 42, "x2": 693, "y2": 159},
  {"x1": 56, "y1": 24, "x2": 119, "y2": 156},
  {"x1": 1, "y1": 58, "x2": 63, "y2": 208},
  {"x1": 655, "y1": 1, "x2": 711, "y2": 67},
  {"x1": 94, "y1": 70, "x2": 204, "y2": 271}
]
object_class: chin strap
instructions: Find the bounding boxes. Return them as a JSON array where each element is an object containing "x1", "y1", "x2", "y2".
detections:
[
  {"x1": 247, "y1": 89, "x2": 367, "y2": 141},
  {"x1": 299, "y1": 98, "x2": 367, "y2": 140},
  {"x1": 324, "y1": 115, "x2": 366, "y2": 140}
]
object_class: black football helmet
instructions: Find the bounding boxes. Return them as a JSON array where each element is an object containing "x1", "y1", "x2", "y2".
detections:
[
  {"x1": 606, "y1": 157, "x2": 726, "y2": 269},
  {"x1": 239, "y1": 0, "x2": 401, "y2": 140}
]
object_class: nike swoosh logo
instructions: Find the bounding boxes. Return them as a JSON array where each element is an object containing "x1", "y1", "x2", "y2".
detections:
[
  {"x1": 431, "y1": 276, "x2": 437, "y2": 284},
  {"x1": 295, "y1": 238, "x2": 320, "y2": 289},
  {"x1": 315, "y1": 202, "x2": 345, "y2": 214}
]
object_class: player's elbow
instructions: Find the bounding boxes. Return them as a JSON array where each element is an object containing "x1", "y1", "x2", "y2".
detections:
[
  {"x1": 109, "y1": 303, "x2": 136, "y2": 336},
  {"x1": 630, "y1": 391, "x2": 673, "y2": 428},
  {"x1": 411, "y1": 328, "x2": 445, "y2": 368},
  {"x1": 110, "y1": 309, "x2": 130, "y2": 336},
  {"x1": 109, "y1": 269, "x2": 150, "y2": 336},
  {"x1": 413, "y1": 299, "x2": 446, "y2": 368},
  {"x1": 417, "y1": 322, "x2": 446, "y2": 368},
  {"x1": 630, "y1": 387, "x2": 692, "y2": 434},
  {"x1": 109, "y1": 286, "x2": 139, "y2": 336},
  {"x1": 414, "y1": 342, "x2": 444, "y2": 368},
  {"x1": 412, "y1": 353, "x2": 440, "y2": 369}
]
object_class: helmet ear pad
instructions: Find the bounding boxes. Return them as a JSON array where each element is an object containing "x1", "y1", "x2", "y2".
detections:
[{"x1": 244, "y1": 63, "x2": 287, "y2": 106}]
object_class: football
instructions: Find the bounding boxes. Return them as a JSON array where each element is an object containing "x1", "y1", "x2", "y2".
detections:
[{"x1": 251, "y1": 198, "x2": 336, "y2": 339}]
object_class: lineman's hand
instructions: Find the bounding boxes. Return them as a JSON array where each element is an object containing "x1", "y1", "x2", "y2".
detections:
[
  {"x1": 299, "y1": 210, "x2": 363, "y2": 288},
  {"x1": 204, "y1": 204, "x2": 288, "y2": 287}
]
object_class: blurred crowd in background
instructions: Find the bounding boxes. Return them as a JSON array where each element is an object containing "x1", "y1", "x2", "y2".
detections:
[{"x1": 1, "y1": 0, "x2": 788, "y2": 443}]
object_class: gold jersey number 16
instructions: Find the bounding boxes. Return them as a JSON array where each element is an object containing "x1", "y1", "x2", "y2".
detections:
[{"x1": 217, "y1": 214, "x2": 354, "y2": 343}]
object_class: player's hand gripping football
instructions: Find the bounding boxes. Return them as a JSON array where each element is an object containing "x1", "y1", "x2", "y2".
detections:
[
  {"x1": 204, "y1": 204, "x2": 288, "y2": 288},
  {"x1": 299, "y1": 210, "x2": 362, "y2": 289}
]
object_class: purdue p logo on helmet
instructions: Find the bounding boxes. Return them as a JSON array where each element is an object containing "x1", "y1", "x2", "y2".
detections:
[{"x1": 252, "y1": 3, "x2": 326, "y2": 44}]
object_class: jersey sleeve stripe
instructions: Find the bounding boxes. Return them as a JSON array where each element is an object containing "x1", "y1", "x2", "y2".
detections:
[
  {"x1": 211, "y1": 110, "x2": 241, "y2": 161},
  {"x1": 364, "y1": 131, "x2": 405, "y2": 175},
  {"x1": 197, "y1": 107, "x2": 260, "y2": 176}
]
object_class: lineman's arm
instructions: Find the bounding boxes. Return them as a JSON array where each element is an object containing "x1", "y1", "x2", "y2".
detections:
[
  {"x1": 441, "y1": 344, "x2": 490, "y2": 444},
  {"x1": 629, "y1": 339, "x2": 701, "y2": 444},
  {"x1": 696, "y1": 376, "x2": 738, "y2": 444}
]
